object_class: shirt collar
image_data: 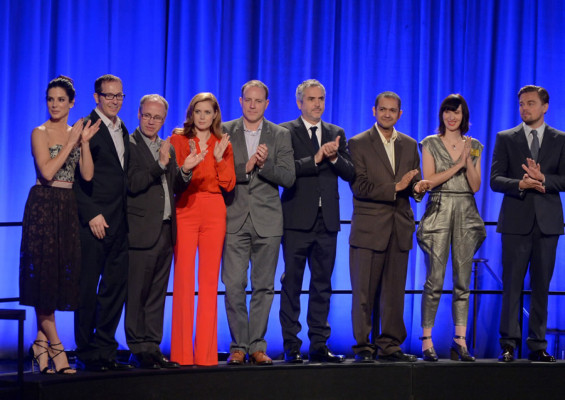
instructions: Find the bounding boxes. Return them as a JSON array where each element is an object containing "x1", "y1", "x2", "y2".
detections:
[
  {"x1": 243, "y1": 119, "x2": 263, "y2": 135},
  {"x1": 375, "y1": 123, "x2": 398, "y2": 144},
  {"x1": 523, "y1": 122, "x2": 546, "y2": 137},
  {"x1": 139, "y1": 128, "x2": 161, "y2": 149},
  {"x1": 301, "y1": 116, "x2": 322, "y2": 133},
  {"x1": 95, "y1": 107, "x2": 122, "y2": 130}
]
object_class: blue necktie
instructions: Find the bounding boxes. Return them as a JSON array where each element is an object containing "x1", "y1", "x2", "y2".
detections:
[
  {"x1": 531, "y1": 130, "x2": 539, "y2": 161},
  {"x1": 310, "y1": 126, "x2": 319, "y2": 151}
]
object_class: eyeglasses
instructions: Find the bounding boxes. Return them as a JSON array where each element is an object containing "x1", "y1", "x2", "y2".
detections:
[
  {"x1": 98, "y1": 92, "x2": 126, "y2": 101},
  {"x1": 141, "y1": 113, "x2": 165, "y2": 122}
]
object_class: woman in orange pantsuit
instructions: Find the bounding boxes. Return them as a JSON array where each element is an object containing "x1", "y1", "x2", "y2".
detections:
[{"x1": 170, "y1": 93, "x2": 235, "y2": 366}]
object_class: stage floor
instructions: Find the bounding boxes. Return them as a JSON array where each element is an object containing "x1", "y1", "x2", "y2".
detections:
[{"x1": 1, "y1": 358, "x2": 565, "y2": 400}]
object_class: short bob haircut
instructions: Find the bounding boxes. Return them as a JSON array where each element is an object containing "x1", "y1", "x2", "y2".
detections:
[
  {"x1": 438, "y1": 94, "x2": 470, "y2": 135},
  {"x1": 174, "y1": 92, "x2": 223, "y2": 139}
]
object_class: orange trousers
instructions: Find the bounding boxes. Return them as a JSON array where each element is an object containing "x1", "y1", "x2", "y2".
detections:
[{"x1": 171, "y1": 193, "x2": 226, "y2": 366}]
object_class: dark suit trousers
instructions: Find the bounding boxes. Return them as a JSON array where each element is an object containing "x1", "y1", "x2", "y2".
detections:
[
  {"x1": 74, "y1": 221, "x2": 129, "y2": 362},
  {"x1": 280, "y1": 209, "x2": 337, "y2": 352},
  {"x1": 126, "y1": 221, "x2": 173, "y2": 354},
  {"x1": 499, "y1": 220, "x2": 559, "y2": 351},
  {"x1": 350, "y1": 231, "x2": 409, "y2": 356}
]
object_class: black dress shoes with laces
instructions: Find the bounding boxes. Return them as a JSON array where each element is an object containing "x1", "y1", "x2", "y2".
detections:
[
  {"x1": 284, "y1": 350, "x2": 304, "y2": 363},
  {"x1": 308, "y1": 346, "x2": 345, "y2": 363},
  {"x1": 76, "y1": 359, "x2": 108, "y2": 372},
  {"x1": 354, "y1": 350, "x2": 375, "y2": 363},
  {"x1": 104, "y1": 359, "x2": 135, "y2": 370},
  {"x1": 498, "y1": 345, "x2": 515, "y2": 362},
  {"x1": 130, "y1": 352, "x2": 160, "y2": 369},
  {"x1": 528, "y1": 349, "x2": 556, "y2": 362},
  {"x1": 152, "y1": 352, "x2": 180, "y2": 368},
  {"x1": 378, "y1": 351, "x2": 417, "y2": 362}
]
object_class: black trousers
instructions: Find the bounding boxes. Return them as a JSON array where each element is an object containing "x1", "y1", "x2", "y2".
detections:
[
  {"x1": 499, "y1": 221, "x2": 559, "y2": 352},
  {"x1": 280, "y1": 209, "x2": 337, "y2": 352},
  {"x1": 74, "y1": 220, "x2": 129, "y2": 362},
  {"x1": 125, "y1": 221, "x2": 173, "y2": 354}
]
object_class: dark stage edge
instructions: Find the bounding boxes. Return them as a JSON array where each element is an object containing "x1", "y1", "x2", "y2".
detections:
[{"x1": 2, "y1": 359, "x2": 565, "y2": 400}]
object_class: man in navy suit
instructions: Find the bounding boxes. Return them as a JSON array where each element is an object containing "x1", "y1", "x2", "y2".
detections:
[
  {"x1": 279, "y1": 80, "x2": 355, "y2": 363},
  {"x1": 491, "y1": 85, "x2": 565, "y2": 362},
  {"x1": 74, "y1": 74, "x2": 132, "y2": 371}
]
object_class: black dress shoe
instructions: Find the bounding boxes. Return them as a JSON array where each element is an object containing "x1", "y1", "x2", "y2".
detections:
[
  {"x1": 308, "y1": 346, "x2": 345, "y2": 363},
  {"x1": 378, "y1": 351, "x2": 417, "y2": 362},
  {"x1": 130, "y1": 352, "x2": 160, "y2": 369},
  {"x1": 76, "y1": 359, "x2": 108, "y2": 372},
  {"x1": 498, "y1": 345, "x2": 514, "y2": 362},
  {"x1": 284, "y1": 350, "x2": 303, "y2": 363},
  {"x1": 104, "y1": 359, "x2": 134, "y2": 370},
  {"x1": 528, "y1": 349, "x2": 556, "y2": 362},
  {"x1": 152, "y1": 352, "x2": 180, "y2": 369},
  {"x1": 354, "y1": 350, "x2": 375, "y2": 363}
]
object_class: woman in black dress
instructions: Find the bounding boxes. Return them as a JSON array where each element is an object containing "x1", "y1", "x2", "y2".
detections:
[{"x1": 20, "y1": 76, "x2": 100, "y2": 374}]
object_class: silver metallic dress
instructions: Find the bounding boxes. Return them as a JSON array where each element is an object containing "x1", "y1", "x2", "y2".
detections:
[{"x1": 417, "y1": 135, "x2": 486, "y2": 328}]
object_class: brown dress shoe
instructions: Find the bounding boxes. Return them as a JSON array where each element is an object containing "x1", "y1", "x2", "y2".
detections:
[
  {"x1": 227, "y1": 350, "x2": 246, "y2": 365},
  {"x1": 249, "y1": 351, "x2": 272, "y2": 365}
]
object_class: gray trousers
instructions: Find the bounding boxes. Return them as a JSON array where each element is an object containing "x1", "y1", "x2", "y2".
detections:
[
  {"x1": 417, "y1": 193, "x2": 486, "y2": 328},
  {"x1": 222, "y1": 215, "x2": 281, "y2": 354}
]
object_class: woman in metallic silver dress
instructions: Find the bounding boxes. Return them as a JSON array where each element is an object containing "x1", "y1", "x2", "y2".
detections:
[{"x1": 416, "y1": 94, "x2": 486, "y2": 361}]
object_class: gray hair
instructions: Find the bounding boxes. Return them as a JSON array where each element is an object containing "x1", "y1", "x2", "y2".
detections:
[
  {"x1": 241, "y1": 80, "x2": 269, "y2": 99},
  {"x1": 296, "y1": 79, "x2": 326, "y2": 102},
  {"x1": 139, "y1": 94, "x2": 169, "y2": 114}
]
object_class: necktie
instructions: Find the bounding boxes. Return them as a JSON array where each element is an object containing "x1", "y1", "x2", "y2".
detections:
[
  {"x1": 531, "y1": 130, "x2": 539, "y2": 161},
  {"x1": 310, "y1": 126, "x2": 319, "y2": 151}
]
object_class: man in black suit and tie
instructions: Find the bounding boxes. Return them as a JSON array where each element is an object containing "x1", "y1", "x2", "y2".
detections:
[
  {"x1": 74, "y1": 74, "x2": 133, "y2": 371},
  {"x1": 279, "y1": 79, "x2": 355, "y2": 363},
  {"x1": 491, "y1": 85, "x2": 565, "y2": 363},
  {"x1": 125, "y1": 94, "x2": 202, "y2": 369}
]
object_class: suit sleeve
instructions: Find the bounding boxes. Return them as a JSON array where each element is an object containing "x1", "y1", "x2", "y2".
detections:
[
  {"x1": 258, "y1": 127, "x2": 296, "y2": 188},
  {"x1": 348, "y1": 137, "x2": 396, "y2": 201},
  {"x1": 490, "y1": 133, "x2": 523, "y2": 198},
  {"x1": 170, "y1": 145, "x2": 191, "y2": 195},
  {"x1": 543, "y1": 132, "x2": 565, "y2": 193}
]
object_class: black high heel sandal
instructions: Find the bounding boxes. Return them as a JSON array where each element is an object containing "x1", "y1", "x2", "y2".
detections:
[
  {"x1": 450, "y1": 335, "x2": 475, "y2": 361},
  {"x1": 29, "y1": 340, "x2": 54, "y2": 374},
  {"x1": 48, "y1": 342, "x2": 76, "y2": 374},
  {"x1": 419, "y1": 336, "x2": 438, "y2": 362}
]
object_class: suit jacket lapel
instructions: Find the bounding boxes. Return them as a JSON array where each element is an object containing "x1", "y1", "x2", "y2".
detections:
[
  {"x1": 321, "y1": 121, "x2": 331, "y2": 146},
  {"x1": 513, "y1": 126, "x2": 531, "y2": 160},
  {"x1": 133, "y1": 128, "x2": 157, "y2": 168},
  {"x1": 369, "y1": 126, "x2": 395, "y2": 176},
  {"x1": 394, "y1": 134, "x2": 405, "y2": 177},
  {"x1": 91, "y1": 109, "x2": 125, "y2": 169},
  {"x1": 295, "y1": 118, "x2": 316, "y2": 155},
  {"x1": 232, "y1": 118, "x2": 250, "y2": 161},
  {"x1": 538, "y1": 125, "x2": 555, "y2": 163}
]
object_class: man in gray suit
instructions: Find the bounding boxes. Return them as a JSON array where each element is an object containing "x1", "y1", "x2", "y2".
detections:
[
  {"x1": 222, "y1": 80, "x2": 295, "y2": 365},
  {"x1": 125, "y1": 94, "x2": 202, "y2": 369}
]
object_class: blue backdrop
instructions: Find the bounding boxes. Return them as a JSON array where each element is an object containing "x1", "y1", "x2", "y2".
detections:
[{"x1": 2, "y1": 0, "x2": 565, "y2": 360}]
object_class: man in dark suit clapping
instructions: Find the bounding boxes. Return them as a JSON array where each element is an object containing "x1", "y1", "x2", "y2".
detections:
[
  {"x1": 279, "y1": 79, "x2": 355, "y2": 363},
  {"x1": 491, "y1": 85, "x2": 565, "y2": 363},
  {"x1": 125, "y1": 94, "x2": 202, "y2": 369}
]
